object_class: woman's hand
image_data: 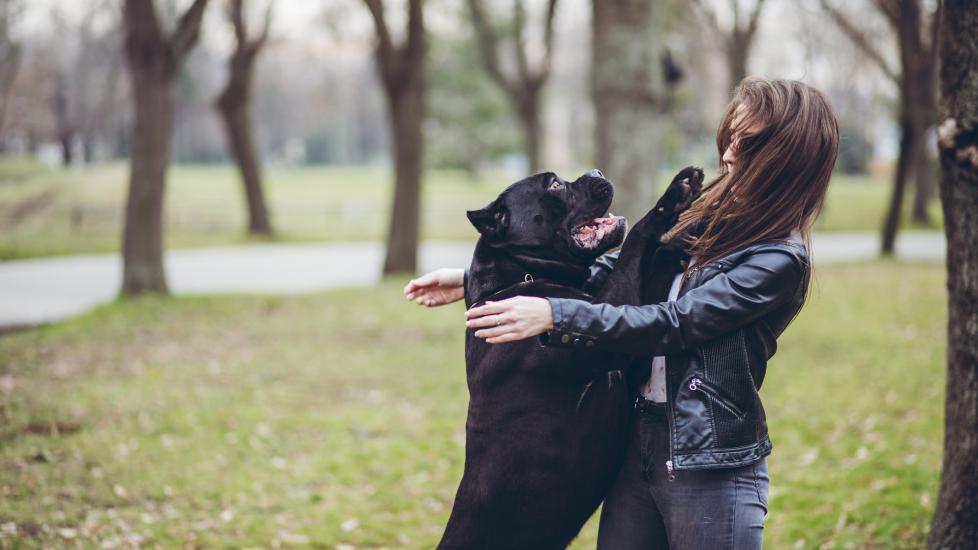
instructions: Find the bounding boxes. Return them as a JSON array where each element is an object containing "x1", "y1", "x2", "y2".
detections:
[
  {"x1": 465, "y1": 297, "x2": 553, "y2": 344},
  {"x1": 404, "y1": 268, "x2": 465, "y2": 307}
]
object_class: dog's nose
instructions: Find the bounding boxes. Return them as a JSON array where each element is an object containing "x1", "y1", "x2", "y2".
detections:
[{"x1": 587, "y1": 169, "x2": 604, "y2": 179}]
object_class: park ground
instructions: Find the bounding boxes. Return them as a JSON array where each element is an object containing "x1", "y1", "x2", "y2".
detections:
[
  {"x1": 0, "y1": 261, "x2": 945, "y2": 549},
  {"x1": 0, "y1": 160, "x2": 944, "y2": 260},
  {"x1": 0, "y1": 161, "x2": 946, "y2": 548}
]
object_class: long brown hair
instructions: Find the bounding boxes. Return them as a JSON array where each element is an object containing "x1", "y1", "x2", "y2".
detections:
[{"x1": 663, "y1": 77, "x2": 839, "y2": 273}]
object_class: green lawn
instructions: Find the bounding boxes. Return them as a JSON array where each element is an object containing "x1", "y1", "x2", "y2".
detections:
[
  {"x1": 0, "y1": 261, "x2": 944, "y2": 548},
  {"x1": 0, "y1": 161, "x2": 943, "y2": 260}
]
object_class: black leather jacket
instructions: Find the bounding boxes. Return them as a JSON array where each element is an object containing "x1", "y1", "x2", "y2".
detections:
[{"x1": 540, "y1": 231, "x2": 811, "y2": 472}]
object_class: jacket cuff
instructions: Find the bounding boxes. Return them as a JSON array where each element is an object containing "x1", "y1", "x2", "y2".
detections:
[{"x1": 538, "y1": 297, "x2": 598, "y2": 349}]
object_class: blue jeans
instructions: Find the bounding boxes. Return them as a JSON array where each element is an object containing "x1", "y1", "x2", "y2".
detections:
[{"x1": 596, "y1": 401, "x2": 769, "y2": 550}]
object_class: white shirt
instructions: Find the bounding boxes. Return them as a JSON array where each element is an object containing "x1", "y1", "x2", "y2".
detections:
[{"x1": 641, "y1": 258, "x2": 695, "y2": 403}]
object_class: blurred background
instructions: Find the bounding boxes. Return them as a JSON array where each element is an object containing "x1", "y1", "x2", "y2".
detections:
[{"x1": 0, "y1": 0, "x2": 949, "y2": 548}]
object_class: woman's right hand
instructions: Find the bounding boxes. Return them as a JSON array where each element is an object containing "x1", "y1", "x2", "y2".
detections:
[{"x1": 404, "y1": 268, "x2": 465, "y2": 307}]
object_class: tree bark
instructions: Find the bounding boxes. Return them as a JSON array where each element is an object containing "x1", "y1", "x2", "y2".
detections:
[
  {"x1": 518, "y1": 94, "x2": 542, "y2": 174},
  {"x1": 121, "y1": 0, "x2": 209, "y2": 296},
  {"x1": 592, "y1": 0, "x2": 669, "y2": 225},
  {"x1": 928, "y1": 1, "x2": 978, "y2": 547},
  {"x1": 383, "y1": 82, "x2": 424, "y2": 273},
  {"x1": 363, "y1": 0, "x2": 426, "y2": 275},
  {"x1": 726, "y1": 36, "x2": 748, "y2": 92},
  {"x1": 912, "y1": 134, "x2": 935, "y2": 223},
  {"x1": 217, "y1": 0, "x2": 273, "y2": 236}
]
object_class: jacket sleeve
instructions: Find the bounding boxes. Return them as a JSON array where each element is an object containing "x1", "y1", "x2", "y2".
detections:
[
  {"x1": 583, "y1": 250, "x2": 620, "y2": 296},
  {"x1": 539, "y1": 248, "x2": 806, "y2": 355}
]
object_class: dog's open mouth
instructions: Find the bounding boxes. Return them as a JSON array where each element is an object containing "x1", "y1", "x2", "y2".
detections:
[{"x1": 572, "y1": 213, "x2": 626, "y2": 251}]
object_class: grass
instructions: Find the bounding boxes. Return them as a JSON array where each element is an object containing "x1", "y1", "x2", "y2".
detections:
[
  {"x1": 0, "y1": 260, "x2": 945, "y2": 549},
  {"x1": 0, "y1": 161, "x2": 944, "y2": 261}
]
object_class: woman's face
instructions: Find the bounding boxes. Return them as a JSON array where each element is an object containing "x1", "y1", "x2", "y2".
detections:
[{"x1": 722, "y1": 107, "x2": 761, "y2": 176}]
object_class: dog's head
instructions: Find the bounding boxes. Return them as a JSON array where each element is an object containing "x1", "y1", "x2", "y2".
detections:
[{"x1": 467, "y1": 169, "x2": 626, "y2": 268}]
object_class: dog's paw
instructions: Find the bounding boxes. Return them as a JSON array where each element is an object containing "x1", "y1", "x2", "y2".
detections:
[{"x1": 654, "y1": 166, "x2": 705, "y2": 216}]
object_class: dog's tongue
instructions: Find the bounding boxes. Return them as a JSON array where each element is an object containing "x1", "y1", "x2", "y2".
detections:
[{"x1": 574, "y1": 213, "x2": 622, "y2": 249}]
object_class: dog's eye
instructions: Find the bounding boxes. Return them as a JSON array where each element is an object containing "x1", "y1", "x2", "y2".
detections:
[{"x1": 548, "y1": 179, "x2": 563, "y2": 191}]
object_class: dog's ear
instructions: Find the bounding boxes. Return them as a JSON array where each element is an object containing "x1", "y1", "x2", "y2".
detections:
[{"x1": 466, "y1": 198, "x2": 509, "y2": 240}]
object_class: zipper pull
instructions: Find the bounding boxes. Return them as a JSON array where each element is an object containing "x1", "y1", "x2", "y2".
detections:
[
  {"x1": 688, "y1": 377, "x2": 702, "y2": 391},
  {"x1": 665, "y1": 460, "x2": 675, "y2": 482}
]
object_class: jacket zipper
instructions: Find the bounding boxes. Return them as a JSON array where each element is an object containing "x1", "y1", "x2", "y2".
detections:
[
  {"x1": 664, "y1": 354, "x2": 677, "y2": 482},
  {"x1": 689, "y1": 377, "x2": 745, "y2": 417}
]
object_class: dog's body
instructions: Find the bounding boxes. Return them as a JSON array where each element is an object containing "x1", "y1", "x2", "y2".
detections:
[{"x1": 438, "y1": 168, "x2": 704, "y2": 550}]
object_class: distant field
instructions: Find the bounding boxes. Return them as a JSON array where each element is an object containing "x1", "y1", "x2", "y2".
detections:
[
  {"x1": 0, "y1": 160, "x2": 943, "y2": 260},
  {"x1": 0, "y1": 261, "x2": 944, "y2": 548}
]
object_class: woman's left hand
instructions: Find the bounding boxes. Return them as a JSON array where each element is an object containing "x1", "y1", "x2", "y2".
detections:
[{"x1": 464, "y1": 297, "x2": 553, "y2": 344}]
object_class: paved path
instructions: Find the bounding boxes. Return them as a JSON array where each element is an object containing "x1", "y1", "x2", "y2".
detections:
[{"x1": 0, "y1": 232, "x2": 945, "y2": 329}]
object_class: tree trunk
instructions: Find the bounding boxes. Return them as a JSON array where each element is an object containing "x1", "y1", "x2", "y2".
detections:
[
  {"x1": 927, "y1": 2, "x2": 978, "y2": 547},
  {"x1": 219, "y1": 99, "x2": 272, "y2": 235},
  {"x1": 727, "y1": 34, "x2": 749, "y2": 94},
  {"x1": 382, "y1": 81, "x2": 425, "y2": 274},
  {"x1": 217, "y1": 0, "x2": 273, "y2": 236},
  {"x1": 592, "y1": 0, "x2": 667, "y2": 226},
  {"x1": 911, "y1": 133, "x2": 935, "y2": 224},
  {"x1": 53, "y1": 74, "x2": 74, "y2": 167},
  {"x1": 910, "y1": 120, "x2": 933, "y2": 224},
  {"x1": 881, "y1": 110, "x2": 916, "y2": 255},
  {"x1": 121, "y1": 0, "x2": 209, "y2": 296},
  {"x1": 465, "y1": 0, "x2": 556, "y2": 176},
  {"x1": 518, "y1": 95, "x2": 542, "y2": 173},
  {"x1": 123, "y1": 71, "x2": 173, "y2": 294},
  {"x1": 364, "y1": 0, "x2": 426, "y2": 276}
]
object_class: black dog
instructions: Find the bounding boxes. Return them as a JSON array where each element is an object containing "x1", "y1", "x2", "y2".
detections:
[{"x1": 438, "y1": 167, "x2": 704, "y2": 549}]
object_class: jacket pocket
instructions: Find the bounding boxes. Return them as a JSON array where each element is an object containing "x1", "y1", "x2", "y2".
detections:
[
  {"x1": 688, "y1": 377, "x2": 746, "y2": 418},
  {"x1": 698, "y1": 330, "x2": 758, "y2": 448}
]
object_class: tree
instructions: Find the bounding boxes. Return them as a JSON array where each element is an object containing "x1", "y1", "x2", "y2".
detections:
[
  {"x1": 48, "y1": 0, "x2": 125, "y2": 166},
  {"x1": 426, "y1": 13, "x2": 522, "y2": 176},
  {"x1": 121, "y1": 0, "x2": 209, "y2": 295},
  {"x1": 51, "y1": 71, "x2": 74, "y2": 166},
  {"x1": 0, "y1": 0, "x2": 22, "y2": 149},
  {"x1": 691, "y1": 0, "x2": 767, "y2": 95},
  {"x1": 820, "y1": 0, "x2": 939, "y2": 252},
  {"x1": 467, "y1": 0, "x2": 558, "y2": 173},
  {"x1": 217, "y1": 0, "x2": 273, "y2": 236},
  {"x1": 592, "y1": 0, "x2": 682, "y2": 225},
  {"x1": 362, "y1": 0, "x2": 426, "y2": 275},
  {"x1": 928, "y1": 1, "x2": 978, "y2": 546}
]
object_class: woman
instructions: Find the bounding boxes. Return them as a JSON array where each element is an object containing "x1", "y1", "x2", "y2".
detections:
[{"x1": 404, "y1": 77, "x2": 838, "y2": 549}]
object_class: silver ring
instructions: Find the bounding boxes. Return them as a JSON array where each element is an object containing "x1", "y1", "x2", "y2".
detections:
[{"x1": 496, "y1": 315, "x2": 502, "y2": 326}]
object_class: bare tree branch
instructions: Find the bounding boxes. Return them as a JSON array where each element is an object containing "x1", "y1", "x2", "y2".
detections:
[
  {"x1": 170, "y1": 0, "x2": 210, "y2": 64},
  {"x1": 405, "y1": 0, "x2": 424, "y2": 68},
  {"x1": 362, "y1": 0, "x2": 394, "y2": 65},
  {"x1": 819, "y1": 0, "x2": 899, "y2": 84},
  {"x1": 537, "y1": 0, "x2": 558, "y2": 86},
  {"x1": 745, "y1": 0, "x2": 767, "y2": 41},
  {"x1": 512, "y1": 0, "x2": 531, "y2": 85},
  {"x1": 227, "y1": 0, "x2": 246, "y2": 45},
  {"x1": 467, "y1": 0, "x2": 517, "y2": 97},
  {"x1": 254, "y1": 0, "x2": 273, "y2": 49}
]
